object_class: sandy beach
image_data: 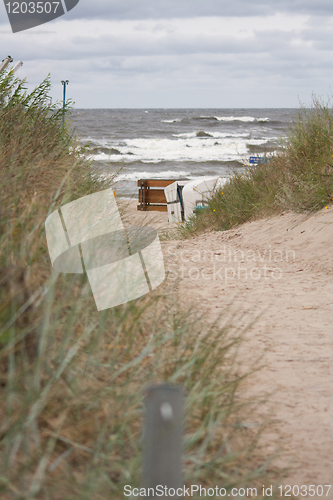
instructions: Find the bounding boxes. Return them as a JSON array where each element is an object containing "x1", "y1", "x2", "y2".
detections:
[{"x1": 122, "y1": 198, "x2": 333, "y2": 487}]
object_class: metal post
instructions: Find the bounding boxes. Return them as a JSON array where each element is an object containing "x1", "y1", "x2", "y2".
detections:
[
  {"x1": 61, "y1": 80, "x2": 69, "y2": 126},
  {"x1": 142, "y1": 385, "x2": 184, "y2": 499}
]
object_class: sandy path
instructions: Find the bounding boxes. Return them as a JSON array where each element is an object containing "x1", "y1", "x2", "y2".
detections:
[{"x1": 122, "y1": 199, "x2": 333, "y2": 489}]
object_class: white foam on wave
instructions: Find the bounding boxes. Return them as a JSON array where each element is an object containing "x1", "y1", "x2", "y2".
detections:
[
  {"x1": 91, "y1": 136, "x2": 271, "y2": 164},
  {"x1": 173, "y1": 131, "x2": 249, "y2": 139},
  {"x1": 213, "y1": 116, "x2": 270, "y2": 122},
  {"x1": 161, "y1": 118, "x2": 182, "y2": 123},
  {"x1": 92, "y1": 152, "x2": 129, "y2": 161},
  {"x1": 115, "y1": 169, "x2": 193, "y2": 181},
  {"x1": 161, "y1": 116, "x2": 270, "y2": 124}
]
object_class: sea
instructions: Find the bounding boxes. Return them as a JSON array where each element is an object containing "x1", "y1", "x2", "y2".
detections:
[{"x1": 68, "y1": 108, "x2": 298, "y2": 198}]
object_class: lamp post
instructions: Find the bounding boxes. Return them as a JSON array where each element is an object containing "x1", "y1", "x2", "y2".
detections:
[
  {"x1": 0, "y1": 57, "x2": 22, "y2": 75},
  {"x1": 61, "y1": 79, "x2": 69, "y2": 126},
  {"x1": 12, "y1": 61, "x2": 23, "y2": 74},
  {"x1": 0, "y1": 55, "x2": 13, "y2": 72}
]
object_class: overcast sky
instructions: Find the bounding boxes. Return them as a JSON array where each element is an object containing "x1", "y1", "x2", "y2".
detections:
[{"x1": 1, "y1": 0, "x2": 333, "y2": 108}]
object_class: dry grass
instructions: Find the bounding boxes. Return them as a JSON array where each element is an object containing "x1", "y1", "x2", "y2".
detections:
[{"x1": 0, "y1": 281, "x2": 283, "y2": 499}]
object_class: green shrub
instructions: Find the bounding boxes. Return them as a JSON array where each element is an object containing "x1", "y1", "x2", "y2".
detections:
[{"x1": 185, "y1": 96, "x2": 333, "y2": 234}]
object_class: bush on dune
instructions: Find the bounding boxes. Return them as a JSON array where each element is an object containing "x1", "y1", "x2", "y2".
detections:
[{"x1": 187, "y1": 96, "x2": 333, "y2": 234}]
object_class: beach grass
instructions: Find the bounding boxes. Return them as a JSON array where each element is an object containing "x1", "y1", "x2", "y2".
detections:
[
  {"x1": 0, "y1": 71, "x2": 288, "y2": 499},
  {"x1": 183, "y1": 96, "x2": 333, "y2": 234}
]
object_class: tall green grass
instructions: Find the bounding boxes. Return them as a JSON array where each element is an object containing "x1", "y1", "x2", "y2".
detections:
[
  {"x1": 185, "y1": 97, "x2": 333, "y2": 234},
  {"x1": 0, "y1": 70, "x2": 284, "y2": 499}
]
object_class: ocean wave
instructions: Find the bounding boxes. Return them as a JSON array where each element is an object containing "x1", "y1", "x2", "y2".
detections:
[
  {"x1": 91, "y1": 136, "x2": 274, "y2": 164},
  {"x1": 161, "y1": 116, "x2": 270, "y2": 124},
  {"x1": 246, "y1": 142, "x2": 280, "y2": 154},
  {"x1": 172, "y1": 131, "x2": 249, "y2": 139},
  {"x1": 113, "y1": 169, "x2": 193, "y2": 181},
  {"x1": 90, "y1": 147, "x2": 122, "y2": 155},
  {"x1": 214, "y1": 116, "x2": 270, "y2": 123},
  {"x1": 161, "y1": 118, "x2": 182, "y2": 123}
]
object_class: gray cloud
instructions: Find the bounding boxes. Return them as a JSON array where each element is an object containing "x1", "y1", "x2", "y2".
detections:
[
  {"x1": 68, "y1": 0, "x2": 333, "y2": 21},
  {"x1": 6, "y1": 21, "x2": 308, "y2": 61},
  {"x1": 1, "y1": 0, "x2": 333, "y2": 107}
]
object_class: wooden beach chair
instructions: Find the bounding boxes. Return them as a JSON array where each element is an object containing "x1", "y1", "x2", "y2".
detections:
[{"x1": 137, "y1": 179, "x2": 175, "y2": 211}]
